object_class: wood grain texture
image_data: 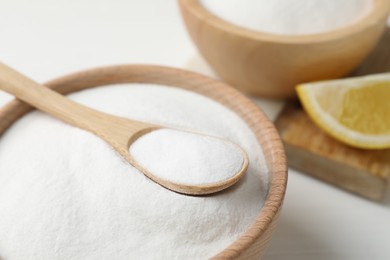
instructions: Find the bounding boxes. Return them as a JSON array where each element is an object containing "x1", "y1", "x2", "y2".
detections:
[
  {"x1": 0, "y1": 65, "x2": 287, "y2": 259},
  {"x1": 179, "y1": 0, "x2": 390, "y2": 99},
  {"x1": 276, "y1": 103, "x2": 390, "y2": 201}
]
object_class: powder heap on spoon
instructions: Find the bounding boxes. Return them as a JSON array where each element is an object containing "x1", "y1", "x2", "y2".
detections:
[{"x1": 130, "y1": 128, "x2": 245, "y2": 186}]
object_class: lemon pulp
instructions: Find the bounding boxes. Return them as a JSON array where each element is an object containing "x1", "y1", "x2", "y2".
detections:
[{"x1": 339, "y1": 83, "x2": 390, "y2": 135}]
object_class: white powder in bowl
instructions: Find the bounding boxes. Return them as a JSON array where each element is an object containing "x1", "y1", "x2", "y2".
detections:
[
  {"x1": 200, "y1": 0, "x2": 374, "y2": 35},
  {"x1": 0, "y1": 84, "x2": 268, "y2": 259},
  {"x1": 130, "y1": 128, "x2": 245, "y2": 186}
]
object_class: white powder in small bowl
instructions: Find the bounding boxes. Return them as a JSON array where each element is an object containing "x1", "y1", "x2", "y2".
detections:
[
  {"x1": 200, "y1": 0, "x2": 374, "y2": 35},
  {"x1": 0, "y1": 84, "x2": 268, "y2": 259}
]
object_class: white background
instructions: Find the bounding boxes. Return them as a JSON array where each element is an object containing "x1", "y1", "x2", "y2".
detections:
[{"x1": 0, "y1": 1, "x2": 390, "y2": 259}]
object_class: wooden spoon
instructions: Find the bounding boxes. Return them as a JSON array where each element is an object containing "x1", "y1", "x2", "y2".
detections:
[{"x1": 0, "y1": 62, "x2": 248, "y2": 195}]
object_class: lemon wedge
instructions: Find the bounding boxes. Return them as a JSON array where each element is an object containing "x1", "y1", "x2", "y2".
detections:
[{"x1": 297, "y1": 73, "x2": 390, "y2": 149}]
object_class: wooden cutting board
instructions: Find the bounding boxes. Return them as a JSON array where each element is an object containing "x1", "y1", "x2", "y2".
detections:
[{"x1": 275, "y1": 27, "x2": 390, "y2": 201}]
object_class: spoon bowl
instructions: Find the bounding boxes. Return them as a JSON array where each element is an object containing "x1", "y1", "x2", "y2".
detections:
[{"x1": 0, "y1": 62, "x2": 248, "y2": 195}]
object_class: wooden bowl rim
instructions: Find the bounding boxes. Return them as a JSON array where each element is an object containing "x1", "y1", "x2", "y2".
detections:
[
  {"x1": 180, "y1": 0, "x2": 390, "y2": 44},
  {"x1": 0, "y1": 65, "x2": 287, "y2": 258}
]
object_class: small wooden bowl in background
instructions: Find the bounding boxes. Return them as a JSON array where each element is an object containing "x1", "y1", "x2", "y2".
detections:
[
  {"x1": 0, "y1": 65, "x2": 287, "y2": 259},
  {"x1": 179, "y1": 0, "x2": 390, "y2": 99}
]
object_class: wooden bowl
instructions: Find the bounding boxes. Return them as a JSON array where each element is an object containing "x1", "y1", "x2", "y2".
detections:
[
  {"x1": 179, "y1": 0, "x2": 390, "y2": 99},
  {"x1": 0, "y1": 65, "x2": 287, "y2": 259}
]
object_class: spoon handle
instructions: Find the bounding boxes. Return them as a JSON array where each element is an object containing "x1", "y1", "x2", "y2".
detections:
[{"x1": 0, "y1": 62, "x2": 148, "y2": 147}]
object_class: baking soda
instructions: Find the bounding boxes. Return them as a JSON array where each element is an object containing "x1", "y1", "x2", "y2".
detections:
[
  {"x1": 130, "y1": 128, "x2": 244, "y2": 186},
  {"x1": 200, "y1": 0, "x2": 373, "y2": 35},
  {"x1": 0, "y1": 84, "x2": 268, "y2": 259}
]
